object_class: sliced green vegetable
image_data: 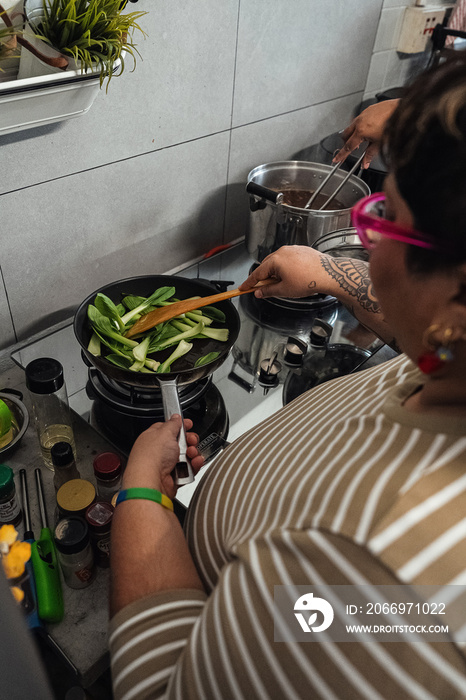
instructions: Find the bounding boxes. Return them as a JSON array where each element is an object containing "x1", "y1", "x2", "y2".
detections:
[
  {"x1": 185, "y1": 311, "x2": 213, "y2": 326},
  {"x1": 132, "y1": 336, "x2": 151, "y2": 363},
  {"x1": 87, "y1": 331, "x2": 101, "y2": 356},
  {"x1": 88, "y1": 305, "x2": 138, "y2": 349},
  {"x1": 121, "y1": 286, "x2": 176, "y2": 326},
  {"x1": 153, "y1": 322, "x2": 205, "y2": 352},
  {"x1": 129, "y1": 359, "x2": 145, "y2": 372},
  {"x1": 86, "y1": 286, "x2": 229, "y2": 374},
  {"x1": 106, "y1": 354, "x2": 133, "y2": 369},
  {"x1": 201, "y1": 305, "x2": 226, "y2": 323},
  {"x1": 144, "y1": 358, "x2": 160, "y2": 371},
  {"x1": 194, "y1": 352, "x2": 220, "y2": 368},
  {"x1": 94, "y1": 293, "x2": 126, "y2": 332},
  {"x1": 157, "y1": 340, "x2": 193, "y2": 374},
  {"x1": 169, "y1": 319, "x2": 228, "y2": 342},
  {"x1": 199, "y1": 327, "x2": 229, "y2": 342}
]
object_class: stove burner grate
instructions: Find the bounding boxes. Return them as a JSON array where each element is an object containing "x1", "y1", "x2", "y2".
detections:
[{"x1": 87, "y1": 369, "x2": 229, "y2": 458}]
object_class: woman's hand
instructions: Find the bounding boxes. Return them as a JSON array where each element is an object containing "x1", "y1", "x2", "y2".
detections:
[
  {"x1": 333, "y1": 99, "x2": 400, "y2": 168},
  {"x1": 239, "y1": 246, "x2": 333, "y2": 299},
  {"x1": 122, "y1": 415, "x2": 205, "y2": 501}
]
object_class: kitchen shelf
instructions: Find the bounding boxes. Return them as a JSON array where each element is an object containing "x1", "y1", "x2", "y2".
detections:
[{"x1": 0, "y1": 60, "x2": 119, "y2": 135}]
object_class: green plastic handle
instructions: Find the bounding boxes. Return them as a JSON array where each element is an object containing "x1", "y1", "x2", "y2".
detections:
[{"x1": 31, "y1": 527, "x2": 64, "y2": 623}]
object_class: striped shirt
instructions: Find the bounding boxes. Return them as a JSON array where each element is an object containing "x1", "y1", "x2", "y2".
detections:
[{"x1": 109, "y1": 354, "x2": 466, "y2": 699}]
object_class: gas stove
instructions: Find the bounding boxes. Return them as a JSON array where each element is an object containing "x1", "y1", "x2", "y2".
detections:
[
  {"x1": 10, "y1": 243, "x2": 397, "y2": 507},
  {"x1": 87, "y1": 367, "x2": 229, "y2": 459}
]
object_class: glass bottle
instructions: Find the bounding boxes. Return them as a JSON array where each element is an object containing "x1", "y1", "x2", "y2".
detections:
[
  {"x1": 54, "y1": 517, "x2": 95, "y2": 589},
  {"x1": 51, "y1": 442, "x2": 81, "y2": 492},
  {"x1": 93, "y1": 452, "x2": 122, "y2": 503},
  {"x1": 25, "y1": 357, "x2": 76, "y2": 471},
  {"x1": 0, "y1": 463, "x2": 22, "y2": 526}
]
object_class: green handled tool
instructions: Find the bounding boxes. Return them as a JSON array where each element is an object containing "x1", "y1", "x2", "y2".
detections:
[
  {"x1": 19, "y1": 469, "x2": 41, "y2": 630},
  {"x1": 31, "y1": 468, "x2": 64, "y2": 623}
]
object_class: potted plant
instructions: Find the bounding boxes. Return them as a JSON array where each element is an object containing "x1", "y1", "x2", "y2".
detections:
[
  {"x1": 18, "y1": 0, "x2": 147, "y2": 87},
  {"x1": 0, "y1": 3, "x2": 22, "y2": 81}
]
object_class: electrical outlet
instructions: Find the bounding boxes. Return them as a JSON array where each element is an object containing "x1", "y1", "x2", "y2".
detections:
[{"x1": 397, "y1": 6, "x2": 446, "y2": 53}]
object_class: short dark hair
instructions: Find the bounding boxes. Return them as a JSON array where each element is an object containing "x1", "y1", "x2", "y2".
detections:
[{"x1": 382, "y1": 54, "x2": 466, "y2": 271}]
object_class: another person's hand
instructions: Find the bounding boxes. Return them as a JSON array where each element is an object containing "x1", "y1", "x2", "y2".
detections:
[
  {"x1": 121, "y1": 416, "x2": 204, "y2": 501},
  {"x1": 333, "y1": 99, "x2": 400, "y2": 168},
  {"x1": 239, "y1": 246, "x2": 332, "y2": 299}
]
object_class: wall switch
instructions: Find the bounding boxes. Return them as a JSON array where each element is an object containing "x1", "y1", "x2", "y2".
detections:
[{"x1": 397, "y1": 6, "x2": 446, "y2": 53}]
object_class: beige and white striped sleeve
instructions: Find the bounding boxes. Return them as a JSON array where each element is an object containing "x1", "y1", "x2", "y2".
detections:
[
  {"x1": 109, "y1": 589, "x2": 207, "y2": 700},
  {"x1": 109, "y1": 528, "x2": 466, "y2": 700}
]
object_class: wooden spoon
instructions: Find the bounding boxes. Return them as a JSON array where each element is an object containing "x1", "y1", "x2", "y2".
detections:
[{"x1": 125, "y1": 279, "x2": 274, "y2": 338}]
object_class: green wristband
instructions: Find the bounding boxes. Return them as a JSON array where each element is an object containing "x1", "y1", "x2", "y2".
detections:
[{"x1": 115, "y1": 488, "x2": 174, "y2": 512}]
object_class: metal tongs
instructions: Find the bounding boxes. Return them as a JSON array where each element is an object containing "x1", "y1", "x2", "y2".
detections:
[{"x1": 304, "y1": 146, "x2": 368, "y2": 211}]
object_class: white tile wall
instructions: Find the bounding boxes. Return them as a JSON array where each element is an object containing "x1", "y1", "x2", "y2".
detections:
[
  {"x1": 373, "y1": 7, "x2": 406, "y2": 51},
  {"x1": 0, "y1": 275, "x2": 15, "y2": 347},
  {"x1": 363, "y1": 0, "x2": 438, "y2": 100},
  {"x1": 0, "y1": 0, "x2": 385, "y2": 350},
  {"x1": 232, "y1": 0, "x2": 381, "y2": 126}
]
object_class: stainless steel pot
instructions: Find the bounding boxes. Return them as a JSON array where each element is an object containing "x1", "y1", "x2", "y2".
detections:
[
  {"x1": 312, "y1": 227, "x2": 369, "y2": 262},
  {"x1": 246, "y1": 161, "x2": 370, "y2": 262}
]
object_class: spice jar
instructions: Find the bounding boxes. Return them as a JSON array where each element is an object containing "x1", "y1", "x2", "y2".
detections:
[
  {"x1": 93, "y1": 452, "x2": 122, "y2": 503},
  {"x1": 54, "y1": 517, "x2": 95, "y2": 589},
  {"x1": 0, "y1": 464, "x2": 22, "y2": 526},
  {"x1": 56, "y1": 479, "x2": 95, "y2": 522},
  {"x1": 85, "y1": 501, "x2": 114, "y2": 567},
  {"x1": 25, "y1": 357, "x2": 76, "y2": 471},
  {"x1": 51, "y1": 442, "x2": 81, "y2": 492}
]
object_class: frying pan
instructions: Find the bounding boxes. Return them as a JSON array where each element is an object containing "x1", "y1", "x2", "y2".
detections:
[{"x1": 74, "y1": 275, "x2": 240, "y2": 485}]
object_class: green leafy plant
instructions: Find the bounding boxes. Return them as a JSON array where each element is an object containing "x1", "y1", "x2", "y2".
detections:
[
  {"x1": 0, "y1": 8, "x2": 20, "y2": 69},
  {"x1": 28, "y1": 0, "x2": 147, "y2": 86}
]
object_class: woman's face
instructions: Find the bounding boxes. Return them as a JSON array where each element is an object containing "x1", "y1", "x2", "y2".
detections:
[{"x1": 369, "y1": 174, "x2": 451, "y2": 362}]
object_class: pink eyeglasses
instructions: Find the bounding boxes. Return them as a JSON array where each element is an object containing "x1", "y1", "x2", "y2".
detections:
[{"x1": 351, "y1": 193, "x2": 439, "y2": 251}]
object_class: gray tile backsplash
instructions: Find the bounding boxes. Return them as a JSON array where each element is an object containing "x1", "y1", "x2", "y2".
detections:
[
  {"x1": 0, "y1": 0, "x2": 397, "y2": 351},
  {"x1": 232, "y1": 0, "x2": 382, "y2": 127}
]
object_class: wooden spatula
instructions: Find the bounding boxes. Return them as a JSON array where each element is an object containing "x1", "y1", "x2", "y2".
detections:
[{"x1": 125, "y1": 279, "x2": 274, "y2": 338}]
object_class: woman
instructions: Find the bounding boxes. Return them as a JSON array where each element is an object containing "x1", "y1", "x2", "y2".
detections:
[
  {"x1": 109, "y1": 56, "x2": 466, "y2": 700},
  {"x1": 333, "y1": 98, "x2": 400, "y2": 169}
]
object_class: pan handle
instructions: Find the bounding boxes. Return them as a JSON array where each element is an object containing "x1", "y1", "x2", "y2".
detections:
[{"x1": 157, "y1": 377, "x2": 194, "y2": 486}]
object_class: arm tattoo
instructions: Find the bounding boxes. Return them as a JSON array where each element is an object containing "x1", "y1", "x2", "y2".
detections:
[{"x1": 320, "y1": 257, "x2": 380, "y2": 314}]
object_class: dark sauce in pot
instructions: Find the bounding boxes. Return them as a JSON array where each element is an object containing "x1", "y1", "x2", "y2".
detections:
[{"x1": 280, "y1": 188, "x2": 346, "y2": 211}]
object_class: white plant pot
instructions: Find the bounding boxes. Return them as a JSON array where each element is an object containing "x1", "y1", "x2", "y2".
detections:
[{"x1": 17, "y1": 0, "x2": 73, "y2": 79}]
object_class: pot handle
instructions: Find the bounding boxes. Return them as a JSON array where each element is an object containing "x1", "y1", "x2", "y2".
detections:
[
  {"x1": 246, "y1": 181, "x2": 284, "y2": 210},
  {"x1": 157, "y1": 377, "x2": 194, "y2": 486}
]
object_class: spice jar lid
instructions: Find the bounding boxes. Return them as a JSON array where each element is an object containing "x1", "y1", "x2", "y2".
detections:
[
  {"x1": 51, "y1": 442, "x2": 74, "y2": 467},
  {"x1": 85, "y1": 501, "x2": 114, "y2": 533},
  {"x1": 57, "y1": 479, "x2": 95, "y2": 513},
  {"x1": 54, "y1": 517, "x2": 90, "y2": 554},
  {"x1": 25, "y1": 357, "x2": 64, "y2": 394},
  {"x1": 93, "y1": 452, "x2": 121, "y2": 480},
  {"x1": 0, "y1": 463, "x2": 14, "y2": 497}
]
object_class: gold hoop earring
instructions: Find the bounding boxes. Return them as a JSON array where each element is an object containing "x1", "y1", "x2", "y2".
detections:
[{"x1": 418, "y1": 324, "x2": 455, "y2": 374}]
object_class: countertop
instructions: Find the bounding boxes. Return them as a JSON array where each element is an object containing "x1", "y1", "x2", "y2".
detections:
[{"x1": 0, "y1": 341, "x2": 124, "y2": 688}]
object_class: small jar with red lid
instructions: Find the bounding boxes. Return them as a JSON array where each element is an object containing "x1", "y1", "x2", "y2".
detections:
[
  {"x1": 93, "y1": 452, "x2": 122, "y2": 503},
  {"x1": 85, "y1": 501, "x2": 114, "y2": 567}
]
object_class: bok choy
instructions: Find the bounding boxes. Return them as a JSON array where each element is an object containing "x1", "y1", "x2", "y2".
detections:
[{"x1": 86, "y1": 284, "x2": 230, "y2": 374}]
